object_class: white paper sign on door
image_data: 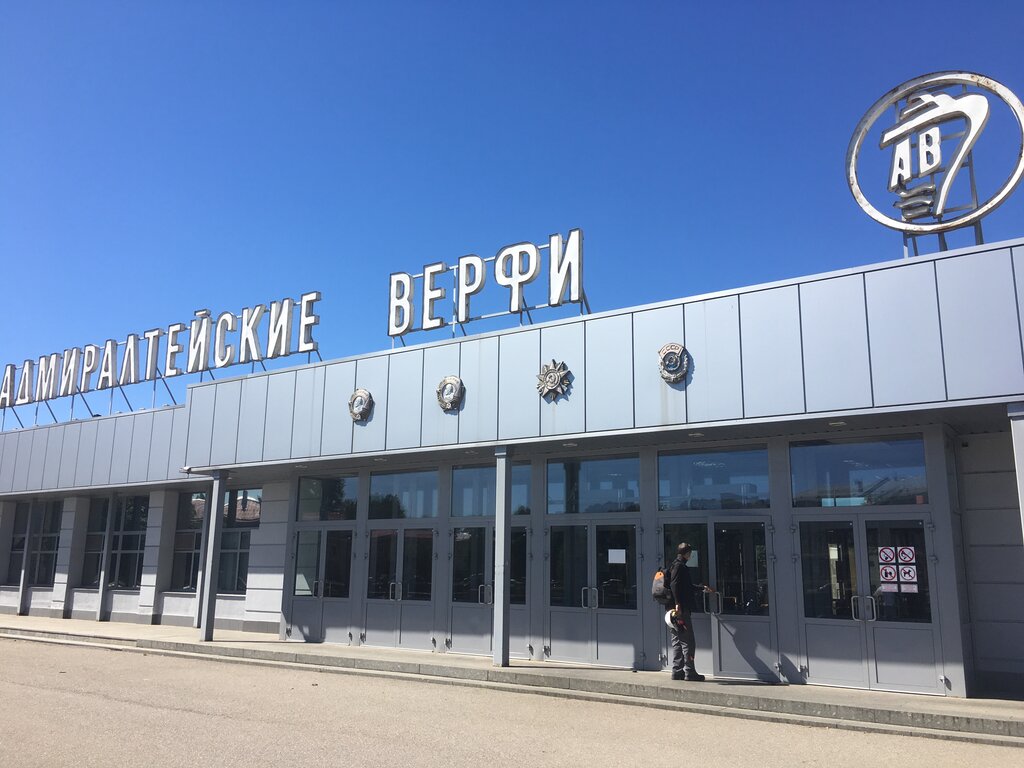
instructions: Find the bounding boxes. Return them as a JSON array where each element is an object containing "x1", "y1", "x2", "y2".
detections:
[{"x1": 608, "y1": 548, "x2": 626, "y2": 565}]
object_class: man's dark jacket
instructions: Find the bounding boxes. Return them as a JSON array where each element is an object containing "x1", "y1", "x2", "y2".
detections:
[{"x1": 669, "y1": 555, "x2": 704, "y2": 611}]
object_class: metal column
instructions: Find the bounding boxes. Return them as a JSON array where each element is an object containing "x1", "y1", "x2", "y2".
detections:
[
  {"x1": 198, "y1": 471, "x2": 227, "y2": 641},
  {"x1": 492, "y1": 447, "x2": 512, "y2": 666}
]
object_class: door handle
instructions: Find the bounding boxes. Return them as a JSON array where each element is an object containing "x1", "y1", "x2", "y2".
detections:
[
  {"x1": 591, "y1": 587, "x2": 599, "y2": 610},
  {"x1": 478, "y1": 584, "x2": 486, "y2": 604},
  {"x1": 851, "y1": 595, "x2": 861, "y2": 621},
  {"x1": 396, "y1": 582, "x2": 403, "y2": 601},
  {"x1": 485, "y1": 584, "x2": 493, "y2": 605},
  {"x1": 389, "y1": 581, "x2": 397, "y2": 601},
  {"x1": 313, "y1": 580, "x2": 320, "y2": 598},
  {"x1": 713, "y1": 592, "x2": 723, "y2": 616},
  {"x1": 580, "y1": 587, "x2": 589, "y2": 608},
  {"x1": 702, "y1": 591, "x2": 710, "y2": 613},
  {"x1": 865, "y1": 595, "x2": 877, "y2": 622}
]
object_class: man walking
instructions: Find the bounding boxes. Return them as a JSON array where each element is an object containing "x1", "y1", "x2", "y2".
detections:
[{"x1": 669, "y1": 542, "x2": 714, "y2": 681}]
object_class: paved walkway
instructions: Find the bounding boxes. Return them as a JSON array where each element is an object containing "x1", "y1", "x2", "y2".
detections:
[{"x1": 2, "y1": 614, "x2": 1022, "y2": 748}]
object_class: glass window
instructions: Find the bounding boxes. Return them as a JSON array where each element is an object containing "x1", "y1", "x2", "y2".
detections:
[
  {"x1": 866, "y1": 520, "x2": 931, "y2": 623},
  {"x1": 81, "y1": 499, "x2": 108, "y2": 588},
  {"x1": 659, "y1": 448, "x2": 769, "y2": 510},
  {"x1": 27, "y1": 501, "x2": 62, "y2": 587},
  {"x1": 511, "y1": 464, "x2": 531, "y2": 516},
  {"x1": 799, "y1": 521, "x2": 857, "y2": 620},
  {"x1": 662, "y1": 522, "x2": 709, "y2": 613},
  {"x1": 218, "y1": 488, "x2": 261, "y2": 594},
  {"x1": 4, "y1": 503, "x2": 30, "y2": 586},
  {"x1": 547, "y1": 457, "x2": 640, "y2": 514},
  {"x1": 791, "y1": 437, "x2": 928, "y2": 507},
  {"x1": 107, "y1": 496, "x2": 149, "y2": 589},
  {"x1": 297, "y1": 476, "x2": 359, "y2": 521},
  {"x1": 169, "y1": 493, "x2": 206, "y2": 592},
  {"x1": 369, "y1": 471, "x2": 438, "y2": 519},
  {"x1": 452, "y1": 467, "x2": 494, "y2": 517}
]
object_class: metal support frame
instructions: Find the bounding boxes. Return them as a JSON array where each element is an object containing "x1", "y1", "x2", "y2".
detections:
[
  {"x1": 95, "y1": 493, "x2": 116, "y2": 621},
  {"x1": 198, "y1": 471, "x2": 227, "y2": 641},
  {"x1": 492, "y1": 446, "x2": 512, "y2": 666}
]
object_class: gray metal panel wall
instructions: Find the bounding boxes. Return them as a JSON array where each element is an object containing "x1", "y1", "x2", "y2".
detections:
[
  {"x1": 498, "y1": 330, "x2": 540, "y2": 441},
  {"x1": 263, "y1": 371, "x2": 296, "y2": 461},
  {"x1": 58, "y1": 423, "x2": 81, "y2": 489},
  {"x1": 421, "y1": 343, "x2": 460, "y2": 447},
  {"x1": 210, "y1": 380, "x2": 242, "y2": 466},
  {"x1": 321, "y1": 362, "x2": 355, "y2": 456},
  {"x1": 937, "y1": 249, "x2": 1024, "y2": 400},
  {"x1": 184, "y1": 385, "x2": 216, "y2": 469},
  {"x1": 685, "y1": 296, "x2": 743, "y2": 422},
  {"x1": 541, "y1": 323, "x2": 585, "y2": 436},
  {"x1": 128, "y1": 412, "x2": 154, "y2": 483},
  {"x1": 585, "y1": 314, "x2": 633, "y2": 432},
  {"x1": 91, "y1": 418, "x2": 117, "y2": 487},
  {"x1": 0, "y1": 433, "x2": 13, "y2": 492},
  {"x1": 386, "y1": 350, "x2": 424, "y2": 451},
  {"x1": 801, "y1": 275, "x2": 872, "y2": 412},
  {"x1": 352, "y1": 356, "x2": 389, "y2": 453},
  {"x1": 147, "y1": 409, "x2": 175, "y2": 482},
  {"x1": 865, "y1": 263, "x2": 946, "y2": 406},
  {"x1": 27, "y1": 428, "x2": 48, "y2": 490},
  {"x1": 236, "y1": 376, "x2": 269, "y2": 464},
  {"x1": 109, "y1": 416, "x2": 134, "y2": 485},
  {"x1": 13, "y1": 430, "x2": 33, "y2": 491},
  {"x1": 42, "y1": 424, "x2": 63, "y2": 489},
  {"x1": 740, "y1": 286, "x2": 804, "y2": 418},
  {"x1": 632, "y1": 306, "x2": 685, "y2": 428},
  {"x1": 458, "y1": 337, "x2": 498, "y2": 444},
  {"x1": 291, "y1": 366, "x2": 325, "y2": 459},
  {"x1": 166, "y1": 406, "x2": 190, "y2": 480}
]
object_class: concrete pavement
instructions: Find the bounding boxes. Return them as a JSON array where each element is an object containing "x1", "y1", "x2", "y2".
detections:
[{"x1": 1, "y1": 614, "x2": 1022, "y2": 748}]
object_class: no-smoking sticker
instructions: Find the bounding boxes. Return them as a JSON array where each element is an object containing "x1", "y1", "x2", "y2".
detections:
[
  {"x1": 899, "y1": 565, "x2": 918, "y2": 583},
  {"x1": 880, "y1": 565, "x2": 898, "y2": 582},
  {"x1": 898, "y1": 546, "x2": 916, "y2": 564},
  {"x1": 878, "y1": 546, "x2": 896, "y2": 564}
]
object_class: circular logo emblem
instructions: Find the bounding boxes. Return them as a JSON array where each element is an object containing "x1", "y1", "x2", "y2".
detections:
[
  {"x1": 658, "y1": 343, "x2": 688, "y2": 384},
  {"x1": 348, "y1": 388, "x2": 374, "y2": 421},
  {"x1": 537, "y1": 359, "x2": 571, "y2": 400},
  {"x1": 436, "y1": 375, "x2": 464, "y2": 411},
  {"x1": 846, "y1": 71, "x2": 1024, "y2": 234}
]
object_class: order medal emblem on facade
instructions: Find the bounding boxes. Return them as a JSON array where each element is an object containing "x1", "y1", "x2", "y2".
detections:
[
  {"x1": 657, "y1": 343, "x2": 688, "y2": 384},
  {"x1": 348, "y1": 388, "x2": 374, "y2": 421},
  {"x1": 847, "y1": 71, "x2": 1024, "y2": 235},
  {"x1": 436, "y1": 375, "x2": 464, "y2": 411},
  {"x1": 537, "y1": 360, "x2": 571, "y2": 400}
]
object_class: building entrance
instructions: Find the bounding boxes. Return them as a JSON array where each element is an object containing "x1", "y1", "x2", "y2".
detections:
[
  {"x1": 363, "y1": 524, "x2": 437, "y2": 651},
  {"x1": 795, "y1": 514, "x2": 943, "y2": 693},
  {"x1": 545, "y1": 521, "x2": 640, "y2": 668},
  {"x1": 659, "y1": 517, "x2": 778, "y2": 681},
  {"x1": 288, "y1": 525, "x2": 356, "y2": 643}
]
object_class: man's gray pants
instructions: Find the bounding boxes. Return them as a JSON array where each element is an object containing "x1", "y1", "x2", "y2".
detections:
[{"x1": 670, "y1": 610, "x2": 696, "y2": 676}]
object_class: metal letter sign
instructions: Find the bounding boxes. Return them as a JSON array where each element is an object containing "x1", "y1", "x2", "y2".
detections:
[{"x1": 847, "y1": 72, "x2": 1024, "y2": 235}]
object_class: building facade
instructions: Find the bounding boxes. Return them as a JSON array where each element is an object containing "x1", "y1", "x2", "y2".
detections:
[{"x1": 3, "y1": 237, "x2": 1024, "y2": 698}]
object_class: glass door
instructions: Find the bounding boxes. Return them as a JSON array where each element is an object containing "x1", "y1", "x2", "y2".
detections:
[
  {"x1": 449, "y1": 524, "x2": 492, "y2": 655},
  {"x1": 546, "y1": 521, "x2": 640, "y2": 668},
  {"x1": 289, "y1": 529, "x2": 323, "y2": 641},
  {"x1": 795, "y1": 514, "x2": 942, "y2": 693},
  {"x1": 289, "y1": 527, "x2": 356, "y2": 643},
  {"x1": 363, "y1": 526, "x2": 436, "y2": 650}
]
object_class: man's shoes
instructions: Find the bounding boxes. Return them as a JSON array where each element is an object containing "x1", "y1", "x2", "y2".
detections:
[
  {"x1": 684, "y1": 672, "x2": 706, "y2": 682},
  {"x1": 671, "y1": 673, "x2": 685, "y2": 680}
]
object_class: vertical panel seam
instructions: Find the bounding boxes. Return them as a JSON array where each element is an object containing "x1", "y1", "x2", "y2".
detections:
[
  {"x1": 456, "y1": 342, "x2": 463, "y2": 445},
  {"x1": 382, "y1": 356, "x2": 391, "y2": 452},
  {"x1": 494, "y1": 338, "x2": 502, "y2": 442},
  {"x1": 287, "y1": 373, "x2": 299, "y2": 459},
  {"x1": 1009, "y1": 248, "x2": 1024, "y2": 383},
  {"x1": 797, "y1": 284, "x2": 807, "y2": 414},
  {"x1": 317, "y1": 366, "x2": 330, "y2": 457},
  {"x1": 736, "y1": 296, "x2": 745, "y2": 420},
  {"x1": 582, "y1": 321, "x2": 588, "y2": 434},
  {"x1": 933, "y1": 261, "x2": 950, "y2": 401},
  {"x1": 629, "y1": 313, "x2": 636, "y2": 430},
  {"x1": 861, "y1": 273, "x2": 876, "y2": 408},
  {"x1": 232, "y1": 380, "x2": 244, "y2": 464},
  {"x1": 682, "y1": 303, "x2": 688, "y2": 425}
]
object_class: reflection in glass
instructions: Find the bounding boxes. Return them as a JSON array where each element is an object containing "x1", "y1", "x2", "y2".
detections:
[
  {"x1": 659, "y1": 448, "x2": 769, "y2": 510},
  {"x1": 452, "y1": 526, "x2": 486, "y2": 602},
  {"x1": 81, "y1": 499, "x2": 109, "y2": 588},
  {"x1": 596, "y1": 525, "x2": 636, "y2": 610},
  {"x1": 402, "y1": 529, "x2": 433, "y2": 601},
  {"x1": 714, "y1": 522, "x2": 769, "y2": 615},
  {"x1": 367, "y1": 529, "x2": 397, "y2": 599},
  {"x1": 510, "y1": 528, "x2": 527, "y2": 605},
  {"x1": 799, "y1": 521, "x2": 856, "y2": 619},
  {"x1": 791, "y1": 437, "x2": 928, "y2": 507},
  {"x1": 549, "y1": 525, "x2": 588, "y2": 606},
  {"x1": 171, "y1": 493, "x2": 205, "y2": 592},
  {"x1": 108, "y1": 496, "x2": 149, "y2": 589},
  {"x1": 452, "y1": 468, "x2": 495, "y2": 517},
  {"x1": 662, "y1": 523, "x2": 709, "y2": 612},
  {"x1": 547, "y1": 457, "x2": 640, "y2": 514},
  {"x1": 369, "y1": 471, "x2": 438, "y2": 519},
  {"x1": 297, "y1": 477, "x2": 359, "y2": 521},
  {"x1": 293, "y1": 530, "x2": 320, "y2": 596},
  {"x1": 866, "y1": 520, "x2": 931, "y2": 623},
  {"x1": 323, "y1": 530, "x2": 353, "y2": 598},
  {"x1": 511, "y1": 464, "x2": 531, "y2": 516},
  {"x1": 4, "y1": 504, "x2": 29, "y2": 586}
]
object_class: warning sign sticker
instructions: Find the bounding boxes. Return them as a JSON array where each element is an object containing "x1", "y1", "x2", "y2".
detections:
[
  {"x1": 899, "y1": 565, "x2": 918, "y2": 583},
  {"x1": 900, "y1": 583, "x2": 919, "y2": 593},
  {"x1": 880, "y1": 565, "x2": 898, "y2": 582},
  {"x1": 878, "y1": 546, "x2": 896, "y2": 564},
  {"x1": 878, "y1": 583, "x2": 899, "y2": 593},
  {"x1": 898, "y1": 546, "x2": 916, "y2": 564}
]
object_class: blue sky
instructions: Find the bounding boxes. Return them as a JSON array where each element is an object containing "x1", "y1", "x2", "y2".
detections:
[{"x1": 2, "y1": 1, "x2": 1023, "y2": 420}]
